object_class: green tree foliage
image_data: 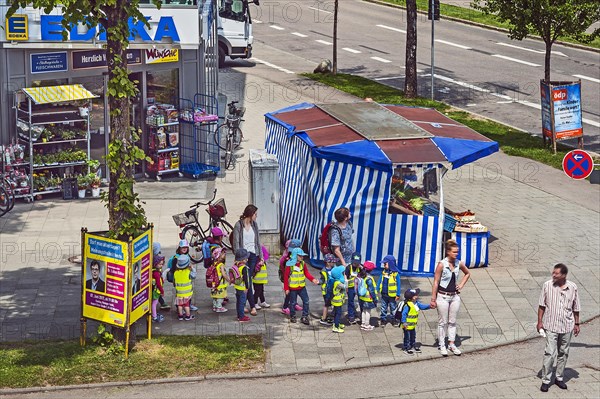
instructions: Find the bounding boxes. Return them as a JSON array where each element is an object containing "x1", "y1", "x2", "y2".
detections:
[
  {"x1": 471, "y1": 0, "x2": 600, "y2": 81},
  {"x1": 7, "y1": 0, "x2": 161, "y2": 239}
]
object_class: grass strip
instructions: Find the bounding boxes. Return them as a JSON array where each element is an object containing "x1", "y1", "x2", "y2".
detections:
[
  {"x1": 0, "y1": 335, "x2": 264, "y2": 388},
  {"x1": 375, "y1": 0, "x2": 600, "y2": 49},
  {"x1": 302, "y1": 73, "x2": 586, "y2": 170}
]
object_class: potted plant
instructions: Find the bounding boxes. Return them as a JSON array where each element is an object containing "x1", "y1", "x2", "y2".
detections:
[
  {"x1": 87, "y1": 159, "x2": 100, "y2": 175},
  {"x1": 77, "y1": 174, "x2": 88, "y2": 199},
  {"x1": 89, "y1": 174, "x2": 101, "y2": 198}
]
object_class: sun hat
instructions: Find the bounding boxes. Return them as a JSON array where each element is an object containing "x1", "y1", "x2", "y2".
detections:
[
  {"x1": 153, "y1": 254, "x2": 165, "y2": 266},
  {"x1": 363, "y1": 260, "x2": 376, "y2": 272},
  {"x1": 292, "y1": 247, "x2": 307, "y2": 257},
  {"x1": 381, "y1": 255, "x2": 395, "y2": 264},
  {"x1": 152, "y1": 242, "x2": 162, "y2": 256},
  {"x1": 211, "y1": 227, "x2": 224, "y2": 237},
  {"x1": 324, "y1": 253, "x2": 337, "y2": 264},
  {"x1": 179, "y1": 239, "x2": 189, "y2": 248},
  {"x1": 212, "y1": 247, "x2": 224, "y2": 260},
  {"x1": 235, "y1": 248, "x2": 249, "y2": 261},
  {"x1": 177, "y1": 254, "x2": 191, "y2": 268},
  {"x1": 404, "y1": 288, "x2": 421, "y2": 300}
]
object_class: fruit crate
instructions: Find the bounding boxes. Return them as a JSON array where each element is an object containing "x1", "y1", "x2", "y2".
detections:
[{"x1": 423, "y1": 203, "x2": 457, "y2": 232}]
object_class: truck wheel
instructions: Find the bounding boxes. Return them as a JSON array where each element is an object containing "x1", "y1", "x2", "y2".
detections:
[{"x1": 218, "y1": 46, "x2": 226, "y2": 68}]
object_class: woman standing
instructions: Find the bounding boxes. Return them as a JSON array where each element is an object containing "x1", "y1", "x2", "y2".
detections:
[
  {"x1": 430, "y1": 239, "x2": 471, "y2": 357},
  {"x1": 232, "y1": 204, "x2": 262, "y2": 316}
]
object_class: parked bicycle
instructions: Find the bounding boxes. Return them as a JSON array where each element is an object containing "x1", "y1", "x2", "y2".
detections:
[
  {"x1": 0, "y1": 174, "x2": 16, "y2": 217},
  {"x1": 172, "y1": 188, "x2": 234, "y2": 263},
  {"x1": 214, "y1": 100, "x2": 245, "y2": 170}
]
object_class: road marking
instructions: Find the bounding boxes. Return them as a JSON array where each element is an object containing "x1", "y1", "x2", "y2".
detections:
[
  {"x1": 343, "y1": 47, "x2": 362, "y2": 54},
  {"x1": 582, "y1": 118, "x2": 600, "y2": 128},
  {"x1": 371, "y1": 56, "x2": 392, "y2": 63},
  {"x1": 496, "y1": 42, "x2": 568, "y2": 57},
  {"x1": 376, "y1": 24, "x2": 406, "y2": 34},
  {"x1": 291, "y1": 32, "x2": 308, "y2": 38},
  {"x1": 316, "y1": 39, "x2": 333, "y2": 45},
  {"x1": 466, "y1": 104, "x2": 477, "y2": 107},
  {"x1": 270, "y1": 25, "x2": 285, "y2": 31},
  {"x1": 375, "y1": 76, "x2": 404, "y2": 81},
  {"x1": 252, "y1": 58, "x2": 295, "y2": 74},
  {"x1": 573, "y1": 74, "x2": 600, "y2": 84},
  {"x1": 308, "y1": 6, "x2": 332, "y2": 14},
  {"x1": 491, "y1": 54, "x2": 541, "y2": 67},
  {"x1": 253, "y1": 19, "x2": 263, "y2": 24},
  {"x1": 435, "y1": 39, "x2": 471, "y2": 50}
]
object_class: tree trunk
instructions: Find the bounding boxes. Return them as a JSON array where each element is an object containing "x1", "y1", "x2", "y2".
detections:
[
  {"x1": 544, "y1": 40, "x2": 552, "y2": 82},
  {"x1": 405, "y1": 0, "x2": 418, "y2": 98},
  {"x1": 333, "y1": 0, "x2": 339, "y2": 75}
]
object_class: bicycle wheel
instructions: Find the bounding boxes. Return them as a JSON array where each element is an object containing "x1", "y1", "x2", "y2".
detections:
[
  {"x1": 182, "y1": 225, "x2": 205, "y2": 263},
  {"x1": 0, "y1": 186, "x2": 10, "y2": 217},
  {"x1": 214, "y1": 219, "x2": 234, "y2": 250},
  {"x1": 3, "y1": 178, "x2": 15, "y2": 212},
  {"x1": 224, "y1": 136, "x2": 234, "y2": 170},
  {"x1": 232, "y1": 127, "x2": 243, "y2": 149},
  {"x1": 214, "y1": 123, "x2": 228, "y2": 151}
]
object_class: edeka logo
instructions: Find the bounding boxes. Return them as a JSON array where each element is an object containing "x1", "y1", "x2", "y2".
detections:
[{"x1": 40, "y1": 15, "x2": 180, "y2": 43}]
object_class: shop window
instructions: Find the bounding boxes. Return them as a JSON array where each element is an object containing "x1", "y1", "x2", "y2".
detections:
[
  {"x1": 389, "y1": 166, "x2": 440, "y2": 215},
  {"x1": 146, "y1": 69, "x2": 179, "y2": 106},
  {"x1": 30, "y1": 78, "x2": 68, "y2": 88}
]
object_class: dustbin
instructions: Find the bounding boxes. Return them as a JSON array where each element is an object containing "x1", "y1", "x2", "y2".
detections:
[{"x1": 249, "y1": 149, "x2": 279, "y2": 233}]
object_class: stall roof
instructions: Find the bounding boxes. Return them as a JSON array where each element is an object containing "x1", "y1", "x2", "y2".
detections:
[
  {"x1": 266, "y1": 102, "x2": 499, "y2": 170},
  {"x1": 21, "y1": 84, "x2": 97, "y2": 104}
]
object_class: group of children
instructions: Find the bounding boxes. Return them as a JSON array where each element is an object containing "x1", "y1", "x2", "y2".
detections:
[{"x1": 150, "y1": 232, "x2": 431, "y2": 355}]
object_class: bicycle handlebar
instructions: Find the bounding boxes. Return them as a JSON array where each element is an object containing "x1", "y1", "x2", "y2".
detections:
[{"x1": 190, "y1": 188, "x2": 218, "y2": 208}]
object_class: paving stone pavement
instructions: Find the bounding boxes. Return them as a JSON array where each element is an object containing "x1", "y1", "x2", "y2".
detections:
[{"x1": 1, "y1": 65, "x2": 599, "y2": 380}]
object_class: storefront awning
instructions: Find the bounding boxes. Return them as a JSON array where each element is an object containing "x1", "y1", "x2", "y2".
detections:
[{"x1": 21, "y1": 84, "x2": 97, "y2": 105}]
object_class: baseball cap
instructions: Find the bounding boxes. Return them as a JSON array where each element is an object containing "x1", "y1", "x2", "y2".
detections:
[
  {"x1": 363, "y1": 260, "x2": 376, "y2": 271},
  {"x1": 179, "y1": 239, "x2": 189, "y2": 248},
  {"x1": 235, "y1": 248, "x2": 249, "y2": 261},
  {"x1": 177, "y1": 254, "x2": 191, "y2": 268},
  {"x1": 404, "y1": 288, "x2": 421, "y2": 300},
  {"x1": 211, "y1": 227, "x2": 224, "y2": 237},
  {"x1": 351, "y1": 252, "x2": 361, "y2": 263}
]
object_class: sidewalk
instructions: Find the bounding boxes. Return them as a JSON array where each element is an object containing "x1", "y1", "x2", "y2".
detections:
[{"x1": 1, "y1": 63, "x2": 599, "y2": 375}]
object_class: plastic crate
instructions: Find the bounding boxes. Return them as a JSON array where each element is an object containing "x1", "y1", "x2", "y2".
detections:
[
  {"x1": 172, "y1": 210, "x2": 197, "y2": 226},
  {"x1": 423, "y1": 203, "x2": 457, "y2": 232}
]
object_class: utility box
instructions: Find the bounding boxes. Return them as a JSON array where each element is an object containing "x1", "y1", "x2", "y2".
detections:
[{"x1": 249, "y1": 149, "x2": 279, "y2": 233}]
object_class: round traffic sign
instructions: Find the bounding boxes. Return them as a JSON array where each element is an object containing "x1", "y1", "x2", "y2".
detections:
[{"x1": 562, "y1": 150, "x2": 594, "y2": 180}]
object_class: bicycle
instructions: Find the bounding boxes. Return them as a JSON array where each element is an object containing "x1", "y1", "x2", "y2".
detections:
[
  {"x1": 172, "y1": 188, "x2": 234, "y2": 263},
  {"x1": 214, "y1": 100, "x2": 245, "y2": 170},
  {"x1": 0, "y1": 174, "x2": 16, "y2": 217}
]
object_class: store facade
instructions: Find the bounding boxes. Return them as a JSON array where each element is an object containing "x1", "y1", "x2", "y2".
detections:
[{"x1": 1, "y1": 2, "x2": 217, "y2": 177}]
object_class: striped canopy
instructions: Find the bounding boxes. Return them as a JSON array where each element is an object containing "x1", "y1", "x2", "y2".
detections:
[
  {"x1": 265, "y1": 102, "x2": 498, "y2": 276},
  {"x1": 21, "y1": 84, "x2": 97, "y2": 104}
]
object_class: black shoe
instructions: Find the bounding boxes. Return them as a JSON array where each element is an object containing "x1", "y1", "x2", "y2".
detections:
[
  {"x1": 555, "y1": 380, "x2": 567, "y2": 390},
  {"x1": 380, "y1": 321, "x2": 388, "y2": 327},
  {"x1": 414, "y1": 347, "x2": 422, "y2": 353},
  {"x1": 301, "y1": 316, "x2": 310, "y2": 325},
  {"x1": 319, "y1": 318, "x2": 333, "y2": 326},
  {"x1": 391, "y1": 321, "x2": 400, "y2": 327},
  {"x1": 348, "y1": 318, "x2": 356, "y2": 325},
  {"x1": 290, "y1": 316, "x2": 297, "y2": 323},
  {"x1": 540, "y1": 383, "x2": 550, "y2": 392}
]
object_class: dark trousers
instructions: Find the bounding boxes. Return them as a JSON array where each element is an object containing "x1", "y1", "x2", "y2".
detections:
[
  {"x1": 253, "y1": 283, "x2": 265, "y2": 304},
  {"x1": 333, "y1": 305, "x2": 342, "y2": 328},
  {"x1": 289, "y1": 287, "x2": 309, "y2": 318},
  {"x1": 158, "y1": 295, "x2": 166, "y2": 306},
  {"x1": 403, "y1": 328, "x2": 416, "y2": 350},
  {"x1": 246, "y1": 252, "x2": 257, "y2": 309},
  {"x1": 347, "y1": 287, "x2": 356, "y2": 319},
  {"x1": 235, "y1": 290, "x2": 247, "y2": 319},
  {"x1": 283, "y1": 292, "x2": 290, "y2": 309}
]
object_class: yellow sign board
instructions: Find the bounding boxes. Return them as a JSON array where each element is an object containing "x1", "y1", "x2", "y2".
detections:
[
  {"x1": 145, "y1": 48, "x2": 179, "y2": 64},
  {"x1": 6, "y1": 14, "x2": 29, "y2": 41},
  {"x1": 130, "y1": 229, "x2": 152, "y2": 325}
]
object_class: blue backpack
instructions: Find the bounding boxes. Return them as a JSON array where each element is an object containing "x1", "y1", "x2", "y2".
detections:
[
  {"x1": 356, "y1": 276, "x2": 368, "y2": 297},
  {"x1": 202, "y1": 241, "x2": 219, "y2": 266},
  {"x1": 166, "y1": 255, "x2": 177, "y2": 283},
  {"x1": 324, "y1": 278, "x2": 336, "y2": 303}
]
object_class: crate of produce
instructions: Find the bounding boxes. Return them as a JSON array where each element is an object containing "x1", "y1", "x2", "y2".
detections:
[{"x1": 423, "y1": 203, "x2": 457, "y2": 232}]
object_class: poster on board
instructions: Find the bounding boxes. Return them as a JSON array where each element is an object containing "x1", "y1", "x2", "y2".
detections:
[{"x1": 130, "y1": 229, "x2": 152, "y2": 325}]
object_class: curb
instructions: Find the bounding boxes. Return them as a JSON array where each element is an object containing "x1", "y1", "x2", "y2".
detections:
[
  {"x1": 1, "y1": 315, "x2": 597, "y2": 396},
  {"x1": 363, "y1": 0, "x2": 600, "y2": 54}
]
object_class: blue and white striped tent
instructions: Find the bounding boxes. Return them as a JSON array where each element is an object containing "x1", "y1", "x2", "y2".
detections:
[{"x1": 265, "y1": 102, "x2": 498, "y2": 277}]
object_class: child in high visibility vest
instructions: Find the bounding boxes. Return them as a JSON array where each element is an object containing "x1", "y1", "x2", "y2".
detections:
[
  {"x1": 233, "y1": 249, "x2": 251, "y2": 322},
  {"x1": 152, "y1": 242, "x2": 170, "y2": 311},
  {"x1": 400, "y1": 288, "x2": 431, "y2": 355},
  {"x1": 253, "y1": 257, "x2": 270, "y2": 310},
  {"x1": 345, "y1": 252, "x2": 362, "y2": 324},
  {"x1": 358, "y1": 261, "x2": 379, "y2": 331},
  {"x1": 210, "y1": 247, "x2": 228, "y2": 313},
  {"x1": 283, "y1": 248, "x2": 320, "y2": 325},
  {"x1": 280, "y1": 239, "x2": 304, "y2": 315},
  {"x1": 330, "y1": 266, "x2": 347, "y2": 333},
  {"x1": 173, "y1": 254, "x2": 196, "y2": 321},
  {"x1": 152, "y1": 255, "x2": 166, "y2": 323},
  {"x1": 319, "y1": 253, "x2": 337, "y2": 325},
  {"x1": 378, "y1": 255, "x2": 401, "y2": 327}
]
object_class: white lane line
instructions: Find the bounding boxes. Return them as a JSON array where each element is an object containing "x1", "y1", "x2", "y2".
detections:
[
  {"x1": 573, "y1": 74, "x2": 600, "y2": 84},
  {"x1": 308, "y1": 6, "x2": 333, "y2": 14},
  {"x1": 435, "y1": 39, "x2": 471, "y2": 50},
  {"x1": 491, "y1": 54, "x2": 540, "y2": 67},
  {"x1": 466, "y1": 104, "x2": 477, "y2": 107},
  {"x1": 252, "y1": 58, "x2": 295, "y2": 74},
  {"x1": 343, "y1": 47, "x2": 362, "y2": 54},
  {"x1": 376, "y1": 24, "x2": 406, "y2": 34},
  {"x1": 270, "y1": 25, "x2": 285, "y2": 30},
  {"x1": 371, "y1": 56, "x2": 392, "y2": 63},
  {"x1": 291, "y1": 32, "x2": 308, "y2": 38},
  {"x1": 254, "y1": 19, "x2": 263, "y2": 24},
  {"x1": 316, "y1": 39, "x2": 333, "y2": 45},
  {"x1": 375, "y1": 76, "x2": 404, "y2": 81},
  {"x1": 496, "y1": 42, "x2": 568, "y2": 57}
]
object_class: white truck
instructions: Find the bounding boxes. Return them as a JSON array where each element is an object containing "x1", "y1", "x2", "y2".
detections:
[{"x1": 217, "y1": 0, "x2": 258, "y2": 68}]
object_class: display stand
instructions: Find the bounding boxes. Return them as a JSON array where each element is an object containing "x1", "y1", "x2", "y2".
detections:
[
  {"x1": 145, "y1": 103, "x2": 182, "y2": 181},
  {"x1": 451, "y1": 231, "x2": 491, "y2": 268},
  {"x1": 14, "y1": 85, "x2": 95, "y2": 200},
  {"x1": 1, "y1": 142, "x2": 31, "y2": 202}
]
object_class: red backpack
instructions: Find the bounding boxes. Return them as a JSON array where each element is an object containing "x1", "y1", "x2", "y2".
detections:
[
  {"x1": 319, "y1": 222, "x2": 342, "y2": 255},
  {"x1": 205, "y1": 264, "x2": 220, "y2": 288}
]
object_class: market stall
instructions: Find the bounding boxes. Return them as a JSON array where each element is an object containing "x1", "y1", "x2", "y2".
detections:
[{"x1": 264, "y1": 102, "x2": 498, "y2": 276}]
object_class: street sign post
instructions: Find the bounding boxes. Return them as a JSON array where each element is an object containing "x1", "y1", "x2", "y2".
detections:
[{"x1": 562, "y1": 150, "x2": 593, "y2": 180}]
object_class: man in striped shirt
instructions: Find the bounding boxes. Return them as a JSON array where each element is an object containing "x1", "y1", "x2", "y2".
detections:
[{"x1": 537, "y1": 263, "x2": 581, "y2": 393}]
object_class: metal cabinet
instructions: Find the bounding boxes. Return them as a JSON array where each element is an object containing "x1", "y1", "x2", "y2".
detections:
[{"x1": 249, "y1": 149, "x2": 279, "y2": 233}]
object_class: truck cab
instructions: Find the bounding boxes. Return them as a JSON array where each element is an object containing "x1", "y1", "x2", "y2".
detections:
[{"x1": 217, "y1": 0, "x2": 258, "y2": 68}]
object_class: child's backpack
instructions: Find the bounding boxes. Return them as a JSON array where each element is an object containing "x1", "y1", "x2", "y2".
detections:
[
  {"x1": 324, "y1": 278, "x2": 336, "y2": 303},
  {"x1": 319, "y1": 222, "x2": 341, "y2": 255},
  {"x1": 166, "y1": 255, "x2": 177, "y2": 283},
  {"x1": 229, "y1": 263, "x2": 242, "y2": 285},
  {"x1": 205, "y1": 264, "x2": 219, "y2": 288},
  {"x1": 394, "y1": 300, "x2": 407, "y2": 321},
  {"x1": 202, "y1": 241, "x2": 219, "y2": 267},
  {"x1": 355, "y1": 276, "x2": 368, "y2": 297},
  {"x1": 278, "y1": 251, "x2": 290, "y2": 283}
]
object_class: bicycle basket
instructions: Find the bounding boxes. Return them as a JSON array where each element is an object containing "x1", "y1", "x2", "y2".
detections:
[
  {"x1": 208, "y1": 198, "x2": 227, "y2": 218},
  {"x1": 172, "y1": 210, "x2": 197, "y2": 226},
  {"x1": 234, "y1": 107, "x2": 245, "y2": 118}
]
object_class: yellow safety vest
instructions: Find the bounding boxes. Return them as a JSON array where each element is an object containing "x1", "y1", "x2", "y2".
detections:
[
  {"x1": 216, "y1": 262, "x2": 228, "y2": 291},
  {"x1": 331, "y1": 280, "x2": 346, "y2": 307},
  {"x1": 358, "y1": 275, "x2": 378, "y2": 303},
  {"x1": 320, "y1": 268, "x2": 331, "y2": 296},
  {"x1": 379, "y1": 271, "x2": 398, "y2": 297},
  {"x1": 174, "y1": 269, "x2": 193, "y2": 298},
  {"x1": 253, "y1": 262, "x2": 268, "y2": 285},
  {"x1": 404, "y1": 301, "x2": 419, "y2": 330},
  {"x1": 346, "y1": 265, "x2": 359, "y2": 288},
  {"x1": 289, "y1": 261, "x2": 306, "y2": 289},
  {"x1": 233, "y1": 264, "x2": 247, "y2": 291}
]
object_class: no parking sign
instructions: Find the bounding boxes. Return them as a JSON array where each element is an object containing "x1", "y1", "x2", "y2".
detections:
[{"x1": 562, "y1": 150, "x2": 594, "y2": 180}]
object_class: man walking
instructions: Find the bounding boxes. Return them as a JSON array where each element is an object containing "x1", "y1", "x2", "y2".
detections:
[{"x1": 537, "y1": 263, "x2": 580, "y2": 392}]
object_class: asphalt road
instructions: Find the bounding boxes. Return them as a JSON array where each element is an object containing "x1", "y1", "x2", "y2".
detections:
[{"x1": 244, "y1": 0, "x2": 600, "y2": 153}]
